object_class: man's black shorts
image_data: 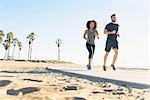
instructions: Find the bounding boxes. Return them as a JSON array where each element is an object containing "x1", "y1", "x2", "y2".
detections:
[{"x1": 105, "y1": 39, "x2": 118, "y2": 52}]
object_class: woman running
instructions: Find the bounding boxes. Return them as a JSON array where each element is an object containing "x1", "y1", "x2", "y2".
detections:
[{"x1": 83, "y1": 20, "x2": 99, "y2": 70}]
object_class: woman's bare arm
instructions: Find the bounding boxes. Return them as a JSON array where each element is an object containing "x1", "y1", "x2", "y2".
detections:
[
  {"x1": 83, "y1": 31, "x2": 87, "y2": 40},
  {"x1": 95, "y1": 30, "x2": 99, "y2": 39}
]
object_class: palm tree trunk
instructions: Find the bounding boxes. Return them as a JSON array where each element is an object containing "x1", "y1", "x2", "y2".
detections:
[
  {"x1": 58, "y1": 47, "x2": 60, "y2": 61},
  {"x1": 7, "y1": 47, "x2": 10, "y2": 60},
  {"x1": 12, "y1": 45, "x2": 15, "y2": 59},
  {"x1": 18, "y1": 50, "x2": 21, "y2": 60},
  {"x1": 28, "y1": 43, "x2": 31, "y2": 60},
  {"x1": 30, "y1": 42, "x2": 33, "y2": 60},
  {"x1": 4, "y1": 49, "x2": 7, "y2": 60}
]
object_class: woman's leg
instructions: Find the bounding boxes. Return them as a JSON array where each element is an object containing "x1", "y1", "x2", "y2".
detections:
[{"x1": 86, "y1": 43, "x2": 93, "y2": 65}]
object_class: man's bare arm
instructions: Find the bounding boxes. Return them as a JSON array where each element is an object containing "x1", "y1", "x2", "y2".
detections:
[{"x1": 104, "y1": 29, "x2": 116, "y2": 35}]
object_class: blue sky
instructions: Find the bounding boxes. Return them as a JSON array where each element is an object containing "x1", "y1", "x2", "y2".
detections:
[{"x1": 0, "y1": 0, "x2": 149, "y2": 68}]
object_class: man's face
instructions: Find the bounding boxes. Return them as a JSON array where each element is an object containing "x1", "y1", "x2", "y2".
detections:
[{"x1": 111, "y1": 16, "x2": 116, "y2": 22}]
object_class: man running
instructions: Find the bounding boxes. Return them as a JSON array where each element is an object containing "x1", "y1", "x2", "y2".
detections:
[{"x1": 103, "y1": 14, "x2": 120, "y2": 71}]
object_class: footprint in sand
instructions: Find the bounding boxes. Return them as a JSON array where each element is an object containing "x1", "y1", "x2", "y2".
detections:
[
  {"x1": 22, "y1": 78, "x2": 43, "y2": 82},
  {"x1": 63, "y1": 86, "x2": 79, "y2": 91},
  {"x1": 58, "y1": 97, "x2": 86, "y2": 100}
]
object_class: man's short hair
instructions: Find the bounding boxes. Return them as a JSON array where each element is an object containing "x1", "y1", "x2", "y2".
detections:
[{"x1": 111, "y1": 14, "x2": 116, "y2": 18}]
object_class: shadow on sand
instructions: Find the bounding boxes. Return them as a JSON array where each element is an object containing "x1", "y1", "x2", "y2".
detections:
[
  {"x1": 1, "y1": 69, "x2": 150, "y2": 89},
  {"x1": 0, "y1": 69, "x2": 49, "y2": 74},
  {"x1": 45, "y1": 68, "x2": 150, "y2": 89},
  {"x1": 0, "y1": 80, "x2": 12, "y2": 87}
]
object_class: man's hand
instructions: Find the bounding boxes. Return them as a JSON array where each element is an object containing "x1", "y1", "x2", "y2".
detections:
[
  {"x1": 111, "y1": 30, "x2": 116, "y2": 34},
  {"x1": 117, "y1": 33, "x2": 120, "y2": 37}
]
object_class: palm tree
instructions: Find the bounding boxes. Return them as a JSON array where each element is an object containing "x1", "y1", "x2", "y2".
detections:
[
  {"x1": 27, "y1": 32, "x2": 35, "y2": 60},
  {"x1": 0, "y1": 30, "x2": 5, "y2": 59},
  {"x1": 7, "y1": 32, "x2": 14, "y2": 42},
  {"x1": 5, "y1": 32, "x2": 14, "y2": 59},
  {"x1": 0, "y1": 30, "x2": 5, "y2": 44},
  {"x1": 56, "y1": 38, "x2": 62, "y2": 61},
  {"x1": 17, "y1": 41, "x2": 22, "y2": 60},
  {"x1": 12, "y1": 38, "x2": 18, "y2": 59},
  {"x1": 3, "y1": 39, "x2": 10, "y2": 59}
]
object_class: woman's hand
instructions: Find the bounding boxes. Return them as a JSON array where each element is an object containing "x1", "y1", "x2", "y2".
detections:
[
  {"x1": 83, "y1": 31, "x2": 88, "y2": 40},
  {"x1": 97, "y1": 35, "x2": 99, "y2": 39},
  {"x1": 84, "y1": 37, "x2": 88, "y2": 40}
]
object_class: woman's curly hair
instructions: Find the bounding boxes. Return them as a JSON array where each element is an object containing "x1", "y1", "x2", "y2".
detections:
[{"x1": 86, "y1": 20, "x2": 97, "y2": 29}]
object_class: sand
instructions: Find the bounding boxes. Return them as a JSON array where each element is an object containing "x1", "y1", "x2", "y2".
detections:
[{"x1": 0, "y1": 60, "x2": 150, "y2": 100}]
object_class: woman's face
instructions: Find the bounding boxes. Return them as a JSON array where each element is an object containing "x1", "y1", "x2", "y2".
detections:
[{"x1": 89, "y1": 22, "x2": 95, "y2": 29}]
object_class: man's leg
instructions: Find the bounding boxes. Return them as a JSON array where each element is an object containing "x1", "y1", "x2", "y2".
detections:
[
  {"x1": 103, "y1": 40, "x2": 111, "y2": 71},
  {"x1": 104, "y1": 52, "x2": 109, "y2": 66},
  {"x1": 103, "y1": 52, "x2": 109, "y2": 71},
  {"x1": 111, "y1": 48, "x2": 118, "y2": 70}
]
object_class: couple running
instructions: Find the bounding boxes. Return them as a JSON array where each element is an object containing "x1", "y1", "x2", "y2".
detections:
[{"x1": 83, "y1": 14, "x2": 119, "y2": 71}]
